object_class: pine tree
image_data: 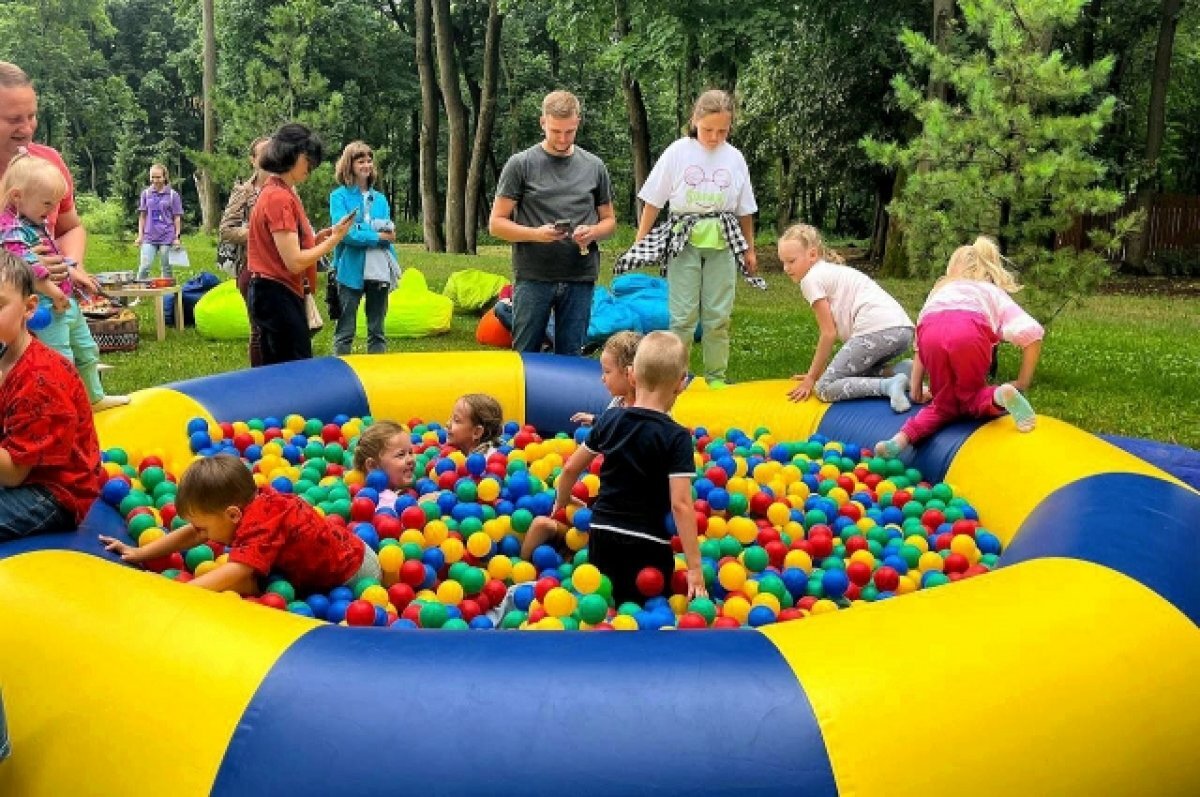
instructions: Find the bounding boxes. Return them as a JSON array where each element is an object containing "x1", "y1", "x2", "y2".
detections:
[{"x1": 864, "y1": 0, "x2": 1133, "y2": 321}]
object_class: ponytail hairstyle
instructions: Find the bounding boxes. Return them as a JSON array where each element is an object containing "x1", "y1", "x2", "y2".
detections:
[
  {"x1": 602, "y1": 330, "x2": 641, "y2": 372},
  {"x1": 939, "y1": 235, "x2": 1022, "y2": 293},
  {"x1": 457, "y1": 393, "x2": 503, "y2": 448},
  {"x1": 778, "y1": 223, "x2": 845, "y2": 265},
  {"x1": 353, "y1": 420, "x2": 409, "y2": 472},
  {"x1": 688, "y1": 89, "x2": 735, "y2": 137}
]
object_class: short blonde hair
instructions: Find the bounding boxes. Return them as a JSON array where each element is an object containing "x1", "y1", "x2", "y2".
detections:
[
  {"x1": 0, "y1": 153, "x2": 66, "y2": 208},
  {"x1": 175, "y1": 455, "x2": 257, "y2": 518},
  {"x1": 940, "y1": 235, "x2": 1022, "y2": 293},
  {"x1": 0, "y1": 62, "x2": 31, "y2": 89},
  {"x1": 603, "y1": 330, "x2": 641, "y2": 370},
  {"x1": 335, "y1": 141, "x2": 375, "y2": 188},
  {"x1": 149, "y1": 163, "x2": 170, "y2": 181},
  {"x1": 633, "y1": 331, "x2": 687, "y2": 391},
  {"x1": 542, "y1": 90, "x2": 581, "y2": 119},
  {"x1": 353, "y1": 420, "x2": 409, "y2": 472},
  {"x1": 779, "y1": 222, "x2": 845, "y2": 265}
]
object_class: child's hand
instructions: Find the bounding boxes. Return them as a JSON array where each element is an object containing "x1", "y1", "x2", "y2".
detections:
[
  {"x1": 99, "y1": 534, "x2": 142, "y2": 563},
  {"x1": 686, "y1": 567, "x2": 708, "y2": 600},
  {"x1": 570, "y1": 411, "x2": 595, "y2": 426},
  {"x1": 911, "y1": 384, "x2": 931, "y2": 404},
  {"x1": 787, "y1": 374, "x2": 815, "y2": 402},
  {"x1": 51, "y1": 292, "x2": 71, "y2": 313}
]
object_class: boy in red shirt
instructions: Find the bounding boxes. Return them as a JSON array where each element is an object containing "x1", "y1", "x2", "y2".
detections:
[
  {"x1": 0, "y1": 252, "x2": 102, "y2": 540},
  {"x1": 100, "y1": 454, "x2": 380, "y2": 594}
]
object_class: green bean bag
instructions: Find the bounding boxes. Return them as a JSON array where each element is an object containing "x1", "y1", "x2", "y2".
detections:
[
  {"x1": 350, "y1": 268, "x2": 453, "y2": 338},
  {"x1": 442, "y1": 268, "x2": 508, "y2": 312},
  {"x1": 194, "y1": 278, "x2": 250, "y2": 340}
]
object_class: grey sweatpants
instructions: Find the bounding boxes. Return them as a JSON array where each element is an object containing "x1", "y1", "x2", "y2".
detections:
[{"x1": 815, "y1": 326, "x2": 914, "y2": 402}]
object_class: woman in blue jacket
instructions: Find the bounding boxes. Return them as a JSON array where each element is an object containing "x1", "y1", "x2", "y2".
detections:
[{"x1": 329, "y1": 141, "x2": 399, "y2": 355}]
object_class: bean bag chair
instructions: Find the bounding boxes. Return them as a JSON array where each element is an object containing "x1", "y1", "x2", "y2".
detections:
[
  {"x1": 475, "y1": 307, "x2": 512, "y2": 348},
  {"x1": 350, "y1": 268, "x2": 452, "y2": 338},
  {"x1": 165, "y1": 271, "x2": 221, "y2": 327},
  {"x1": 442, "y1": 268, "x2": 509, "y2": 312},
  {"x1": 610, "y1": 273, "x2": 669, "y2": 334},
  {"x1": 194, "y1": 278, "x2": 250, "y2": 340},
  {"x1": 587, "y1": 286, "x2": 642, "y2": 344}
]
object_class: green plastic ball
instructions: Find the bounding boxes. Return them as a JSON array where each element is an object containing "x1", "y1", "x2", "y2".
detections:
[
  {"x1": 184, "y1": 545, "x2": 214, "y2": 572},
  {"x1": 419, "y1": 602, "x2": 448, "y2": 628},
  {"x1": 266, "y1": 580, "x2": 296, "y2": 603},
  {"x1": 578, "y1": 593, "x2": 608, "y2": 624}
]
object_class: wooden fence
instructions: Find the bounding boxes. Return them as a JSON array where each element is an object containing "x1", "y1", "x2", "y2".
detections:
[{"x1": 1057, "y1": 194, "x2": 1200, "y2": 261}]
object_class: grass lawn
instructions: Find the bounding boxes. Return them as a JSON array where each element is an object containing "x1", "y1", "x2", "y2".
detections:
[{"x1": 83, "y1": 232, "x2": 1200, "y2": 450}]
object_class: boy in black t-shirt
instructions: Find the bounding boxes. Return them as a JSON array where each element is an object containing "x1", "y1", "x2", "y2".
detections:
[{"x1": 553, "y1": 331, "x2": 707, "y2": 605}]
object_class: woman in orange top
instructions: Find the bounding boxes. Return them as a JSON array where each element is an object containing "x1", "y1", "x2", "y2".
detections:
[{"x1": 246, "y1": 123, "x2": 354, "y2": 365}]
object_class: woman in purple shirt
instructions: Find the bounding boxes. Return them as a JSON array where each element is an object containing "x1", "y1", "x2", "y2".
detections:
[{"x1": 134, "y1": 163, "x2": 183, "y2": 280}]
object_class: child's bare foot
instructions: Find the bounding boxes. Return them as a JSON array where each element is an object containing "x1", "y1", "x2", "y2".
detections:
[
  {"x1": 883, "y1": 373, "x2": 911, "y2": 412},
  {"x1": 995, "y1": 384, "x2": 1036, "y2": 432},
  {"x1": 92, "y1": 394, "x2": 130, "y2": 413}
]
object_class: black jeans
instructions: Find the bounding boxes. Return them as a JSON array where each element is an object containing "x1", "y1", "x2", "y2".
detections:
[{"x1": 248, "y1": 276, "x2": 312, "y2": 366}]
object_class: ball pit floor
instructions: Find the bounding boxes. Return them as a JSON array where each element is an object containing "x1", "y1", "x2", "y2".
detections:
[{"x1": 99, "y1": 412, "x2": 1004, "y2": 631}]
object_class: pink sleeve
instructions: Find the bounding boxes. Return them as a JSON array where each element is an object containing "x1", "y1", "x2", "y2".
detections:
[{"x1": 989, "y1": 287, "x2": 1043, "y2": 347}]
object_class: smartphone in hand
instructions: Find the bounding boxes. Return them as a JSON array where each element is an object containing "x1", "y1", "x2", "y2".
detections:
[
  {"x1": 554, "y1": 219, "x2": 572, "y2": 234},
  {"x1": 338, "y1": 209, "x2": 358, "y2": 226}
]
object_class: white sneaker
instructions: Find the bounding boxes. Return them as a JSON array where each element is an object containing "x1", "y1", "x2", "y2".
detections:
[
  {"x1": 96, "y1": 363, "x2": 115, "y2": 373},
  {"x1": 92, "y1": 395, "x2": 131, "y2": 413}
]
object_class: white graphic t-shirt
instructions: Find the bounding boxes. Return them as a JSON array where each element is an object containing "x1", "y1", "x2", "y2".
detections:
[{"x1": 638, "y1": 138, "x2": 757, "y2": 249}]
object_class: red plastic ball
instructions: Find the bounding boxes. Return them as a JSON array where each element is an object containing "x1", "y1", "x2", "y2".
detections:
[
  {"x1": 534, "y1": 577, "x2": 559, "y2": 603},
  {"x1": 527, "y1": 607, "x2": 547, "y2": 625},
  {"x1": 777, "y1": 608, "x2": 805, "y2": 623},
  {"x1": 873, "y1": 566, "x2": 900, "y2": 592},
  {"x1": 808, "y1": 531, "x2": 834, "y2": 560},
  {"x1": 350, "y1": 497, "x2": 376, "y2": 522},
  {"x1": 796, "y1": 596, "x2": 818, "y2": 611},
  {"x1": 756, "y1": 527, "x2": 781, "y2": 546},
  {"x1": 846, "y1": 560, "x2": 873, "y2": 586},
  {"x1": 321, "y1": 424, "x2": 342, "y2": 443},
  {"x1": 459, "y1": 599, "x2": 482, "y2": 623},
  {"x1": 259, "y1": 593, "x2": 287, "y2": 610},
  {"x1": 921, "y1": 509, "x2": 945, "y2": 529},
  {"x1": 765, "y1": 540, "x2": 788, "y2": 569},
  {"x1": 483, "y1": 578, "x2": 508, "y2": 607},
  {"x1": 387, "y1": 582, "x2": 415, "y2": 609},
  {"x1": 712, "y1": 616, "x2": 741, "y2": 628},
  {"x1": 374, "y1": 514, "x2": 402, "y2": 540},
  {"x1": 891, "y1": 491, "x2": 911, "y2": 509},
  {"x1": 944, "y1": 553, "x2": 970, "y2": 574},
  {"x1": 952, "y1": 519, "x2": 978, "y2": 538},
  {"x1": 146, "y1": 552, "x2": 185, "y2": 574},
  {"x1": 345, "y1": 599, "x2": 376, "y2": 626},
  {"x1": 678, "y1": 612, "x2": 708, "y2": 629},
  {"x1": 704, "y1": 467, "x2": 728, "y2": 488},
  {"x1": 845, "y1": 536, "x2": 869, "y2": 554},
  {"x1": 749, "y1": 492, "x2": 773, "y2": 517},
  {"x1": 635, "y1": 567, "x2": 665, "y2": 597},
  {"x1": 400, "y1": 559, "x2": 426, "y2": 587},
  {"x1": 139, "y1": 456, "x2": 165, "y2": 472},
  {"x1": 400, "y1": 506, "x2": 427, "y2": 530}
]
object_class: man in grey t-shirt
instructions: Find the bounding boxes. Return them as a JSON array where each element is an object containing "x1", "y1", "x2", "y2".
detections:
[{"x1": 489, "y1": 90, "x2": 616, "y2": 355}]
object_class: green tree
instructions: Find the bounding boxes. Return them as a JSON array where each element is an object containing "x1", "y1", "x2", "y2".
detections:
[{"x1": 865, "y1": 0, "x2": 1128, "y2": 320}]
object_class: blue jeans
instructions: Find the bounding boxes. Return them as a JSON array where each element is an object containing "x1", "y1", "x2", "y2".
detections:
[
  {"x1": 137, "y1": 243, "x2": 174, "y2": 280},
  {"x1": 512, "y1": 279, "x2": 593, "y2": 356},
  {"x1": 0, "y1": 484, "x2": 73, "y2": 541},
  {"x1": 333, "y1": 281, "x2": 390, "y2": 355}
]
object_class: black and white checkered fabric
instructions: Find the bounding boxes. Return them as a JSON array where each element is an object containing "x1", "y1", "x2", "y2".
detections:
[{"x1": 613, "y1": 212, "x2": 766, "y2": 289}]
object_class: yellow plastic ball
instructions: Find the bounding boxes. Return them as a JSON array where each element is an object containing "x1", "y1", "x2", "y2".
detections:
[
  {"x1": 766, "y1": 502, "x2": 791, "y2": 527},
  {"x1": 723, "y1": 595, "x2": 751, "y2": 625},
  {"x1": 343, "y1": 469, "x2": 365, "y2": 488},
  {"x1": 361, "y1": 585, "x2": 390, "y2": 607},
  {"x1": 742, "y1": 579, "x2": 760, "y2": 598},
  {"x1": 378, "y1": 546, "x2": 404, "y2": 573},
  {"x1": 440, "y1": 537, "x2": 465, "y2": 564},
  {"x1": 580, "y1": 474, "x2": 601, "y2": 497},
  {"x1": 611, "y1": 614, "x2": 638, "y2": 631},
  {"x1": 511, "y1": 560, "x2": 537, "y2": 584},
  {"x1": 787, "y1": 481, "x2": 811, "y2": 501},
  {"x1": 784, "y1": 549, "x2": 814, "y2": 573},
  {"x1": 668, "y1": 594, "x2": 689, "y2": 616},
  {"x1": 728, "y1": 516, "x2": 758, "y2": 545},
  {"x1": 476, "y1": 479, "x2": 501, "y2": 503},
  {"x1": 849, "y1": 549, "x2": 876, "y2": 568},
  {"x1": 423, "y1": 520, "x2": 449, "y2": 547},
  {"x1": 904, "y1": 534, "x2": 930, "y2": 553},
  {"x1": 194, "y1": 560, "x2": 218, "y2": 578},
  {"x1": 537, "y1": 617, "x2": 564, "y2": 631},
  {"x1": 399, "y1": 529, "x2": 425, "y2": 547},
  {"x1": 895, "y1": 575, "x2": 918, "y2": 595},
  {"x1": 950, "y1": 534, "x2": 978, "y2": 557},
  {"x1": 751, "y1": 593, "x2": 781, "y2": 613},
  {"x1": 705, "y1": 516, "x2": 728, "y2": 539},
  {"x1": 826, "y1": 486, "x2": 849, "y2": 505},
  {"x1": 543, "y1": 587, "x2": 577, "y2": 618},
  {"x1": 487, "y1": 555, "x2": 513, "y2": 582},
  {"x1": 436, "y1": 580, "x2": 464, "y2": 605},
  {"x1": 718, "y1": 562, "x2": 747, "y2": 592},
  {"x1": 919, "y1": 551, "x2": 946, "y2": 572},
  {"x1": 466, "y1": 532, "x2": 492, "y2": 558},
  {"x1": 572, "y1": 563, "x2": 602, "y2": 594},
  {"x1": 564, "y1": 527, "x2": 589, "y2": 552},
  {"x1": 811, "y1": 599, "x2": 840, "y2": 615}
]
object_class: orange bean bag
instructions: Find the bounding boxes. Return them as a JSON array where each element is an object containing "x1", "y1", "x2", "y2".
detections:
[{"x1": 475, "y1": 307, "x2": 512, "y2": 348}]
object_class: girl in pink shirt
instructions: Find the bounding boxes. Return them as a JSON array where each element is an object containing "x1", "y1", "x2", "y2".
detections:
[{"x1": 876, "y1": 236, "x2": 1043, "y2": 457}]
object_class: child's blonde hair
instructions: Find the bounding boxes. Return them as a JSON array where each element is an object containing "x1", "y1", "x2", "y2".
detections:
[
  {"x1": 779, "y1": 223, "x2": 845, "y2": 264},
  {"x1": 692, "y1": 89, "x2": 735, "y2": 122},
  {"x1": 457, "y1": 393, "x2": 503, "y2": 447},
  {"x1": 603, "y1": 330, "x2": 641, "y2": 370},
  {"x1": 939, "y1": 235, "x2": 1022, "y2": 293},
  {"x1": 353, "y1": 420, "x2": 409, "y2": 472},
  {"x1": 633, "y1": 330, "x2": 687, "y2": 391},
  {"x1": 149, "y1": 163, "x2": 170, "y2": 181},
  {"x1": 175, "y1": 455, "x2": 257, "y2": 518},
  {"x1": 0, "y1": 153, "x2": 67, "y2": 210}
]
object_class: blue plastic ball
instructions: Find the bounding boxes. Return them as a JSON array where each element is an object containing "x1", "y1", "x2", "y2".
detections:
[{"x1": 27, "y1": 306, "x2": 52, "y2": 331}]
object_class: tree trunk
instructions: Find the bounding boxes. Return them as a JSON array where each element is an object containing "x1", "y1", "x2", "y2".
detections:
[
  {"x1": 1128, "y1": 0, "x2": 1183, "y2": 269},
  {"x1": 415, "y1": 0, "x2": 445, "y2": 251},
  {"x1": 465, "y1": 0, "x2": 502, "y2": 254},
  {"x1": 614, "y1": 0, "x2": 651, "y2": 199},
  {"x1": 868, "y1": 171, "x2": 893, "y2": 262},
  {"x1": 879, "y1": 168, "x2": 910, "y2": 277},
  {"x1": 433, "y1": 0, "x2": 468, "y2": 253},
  {"x1": 776, "y1": 152, "x2": 794, "y2": 233},
  {"x1": 408, "y1": 108, "x2": 420, "y2": 222},
  {"x1": 198, "y1": 0, "x2": 218, "y2": 234},
  {"x1": 928, "y1": 0, "x2": 956, "y2": 100}
]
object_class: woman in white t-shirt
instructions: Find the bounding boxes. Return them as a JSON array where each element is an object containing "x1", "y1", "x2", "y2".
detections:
[
  {"x1": 626, "y1": 89, "x2": 758, "y2": 389},
  {"x1": 779, "y1": 223, "x2": 915, "y2": 411}
]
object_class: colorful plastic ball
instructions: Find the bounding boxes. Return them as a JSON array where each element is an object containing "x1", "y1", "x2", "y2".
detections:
[
  {"x1": 343, "y1": 599, "x2": 376, "y2": 626},
  {"x1": 635, "y1": 567, "x2": 665, "y2": 597},
  {"x1": 821, "y1": 568, "x2": 850, "y2": 599},
  {"x1": 27, "y1": 306, "x2": 52, "y2": 331}
]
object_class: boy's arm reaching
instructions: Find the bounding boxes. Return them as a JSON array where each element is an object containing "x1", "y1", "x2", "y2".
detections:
[
  {"x1": 189, "y1": 561, "x2": 257, "y2": 594},
  {"x1": 553, "y1": 446, "x2": 597, "y2": 514},
  {"x1": 670, "y1": 477, "x2": 707, "y2": 599},
  {"x1": 100, "y1": 523, "x2": 204, "y2": 564}
]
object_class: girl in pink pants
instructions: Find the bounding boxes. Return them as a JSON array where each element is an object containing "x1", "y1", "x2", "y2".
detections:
[{"x1": 876, "y1": 236, "x2": 1043, "y2": 457}]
